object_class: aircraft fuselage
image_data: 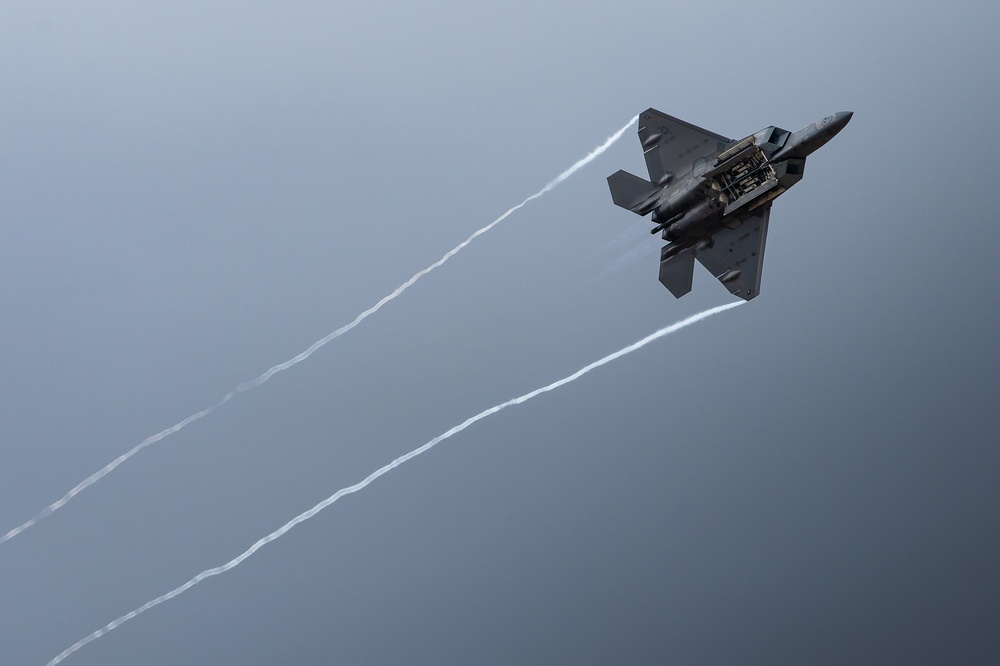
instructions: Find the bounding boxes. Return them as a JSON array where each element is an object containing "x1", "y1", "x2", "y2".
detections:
[{"x1": 607, "y1": 110, "x2": 851, "y2": 299}]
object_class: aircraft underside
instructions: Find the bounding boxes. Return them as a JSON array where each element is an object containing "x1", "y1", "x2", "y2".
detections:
[{"x1": 607, "y1": 107, "x2": 851, "y2": 300}]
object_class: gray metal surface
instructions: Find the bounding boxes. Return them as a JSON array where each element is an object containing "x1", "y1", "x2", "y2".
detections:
[
  {"x1": 694, "y1": 204, "x2": 771, "y2": 300},
  {"x1": 657, "y1": 245, "x2": 696, "y2": 298},
  {"x1": 608, "y1": 109, "x2": 851, "y2": 300},
  {"x1": 637, "y1": 108, "x2": 730, "y2": 186}
]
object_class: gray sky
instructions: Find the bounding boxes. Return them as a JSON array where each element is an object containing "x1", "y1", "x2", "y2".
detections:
[{"x1": 2, "y1": 1, "x2": 999, "y2": 664}]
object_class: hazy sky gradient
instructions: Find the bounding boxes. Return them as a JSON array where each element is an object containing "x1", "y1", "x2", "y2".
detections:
[{"x1": 2, "y1": 2, "x2": 998, "y2": 664}]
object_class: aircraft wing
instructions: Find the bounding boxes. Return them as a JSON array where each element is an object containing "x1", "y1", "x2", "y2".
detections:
[
  {"x1": 638, "y1": 108, "x2": 731, "y2": 186},
  {"x1": 695, "y1": 204, "x2": 771, "y2": 300}
]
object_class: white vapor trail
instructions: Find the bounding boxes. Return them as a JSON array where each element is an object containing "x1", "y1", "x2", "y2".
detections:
[
  {"x1": 46, "y1": 301, "x2": 743, "y2": 666},
  {"x1": 0, "y1": 115, "x2": 638, "y2": 547}
]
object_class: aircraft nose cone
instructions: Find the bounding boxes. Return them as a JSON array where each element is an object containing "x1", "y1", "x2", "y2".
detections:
[{"x1": 832, "y1": 111, "x2": 853, "y2": 132}]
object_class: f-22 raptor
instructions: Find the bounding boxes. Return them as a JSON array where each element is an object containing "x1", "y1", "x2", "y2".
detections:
[{"x1": 608, "y1": 109, "x2": 852, "y2": 300}]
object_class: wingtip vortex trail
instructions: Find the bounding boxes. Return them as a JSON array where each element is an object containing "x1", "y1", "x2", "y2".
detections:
[
  {"x1": 45, "y1": 299, "x2": 742, "y2": 666},
  {"x1": 3, "y1": 115, "x2": 638, "y2": 547}
]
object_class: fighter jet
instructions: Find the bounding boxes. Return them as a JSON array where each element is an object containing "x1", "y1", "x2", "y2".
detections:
[{"x1": 607, "y1": 109, "x2": 852, "y2": 300}]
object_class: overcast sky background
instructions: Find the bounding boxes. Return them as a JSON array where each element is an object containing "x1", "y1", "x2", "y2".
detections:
[{"x1": 2, "y1": 2, "x2": 999, "y2": 664}]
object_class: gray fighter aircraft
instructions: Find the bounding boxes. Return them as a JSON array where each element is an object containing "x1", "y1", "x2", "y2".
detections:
[{"x1": 608, "y1": 109, "x2": 852, "y2": 300}]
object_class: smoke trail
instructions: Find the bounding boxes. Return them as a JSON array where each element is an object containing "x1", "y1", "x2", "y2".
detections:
[
  {"x1": 0, "y1": 397, "x2": 233, "y2": 545},
  {"x1": 592, "y1": 235, "x2": 660, "y2": 284},
  {"x1": 46, "y1": 301, "x2": 742, "y2": 666},
  {"x1": 1, "y1": 115, "x2": 638, "y2": 547},
  {"x1": 232, "y1": 114, "x2": 639, "y2": 393}
]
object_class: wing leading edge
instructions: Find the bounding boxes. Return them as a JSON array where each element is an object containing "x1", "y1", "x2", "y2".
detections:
[
  {"x1": 695, "y1": 204, "x2": 771, "y2": 300},
  {"x1": 638, "y1": 108, "x2": 731, "y2": 186}
]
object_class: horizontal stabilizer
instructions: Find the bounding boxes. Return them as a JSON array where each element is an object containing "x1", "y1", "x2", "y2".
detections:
[
  {"x1": 658, "y1": 245, "x2": 695, "y2": 298},
  {"x1": 608, "y1": 170, "x2": 659, "y2": 213}
]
